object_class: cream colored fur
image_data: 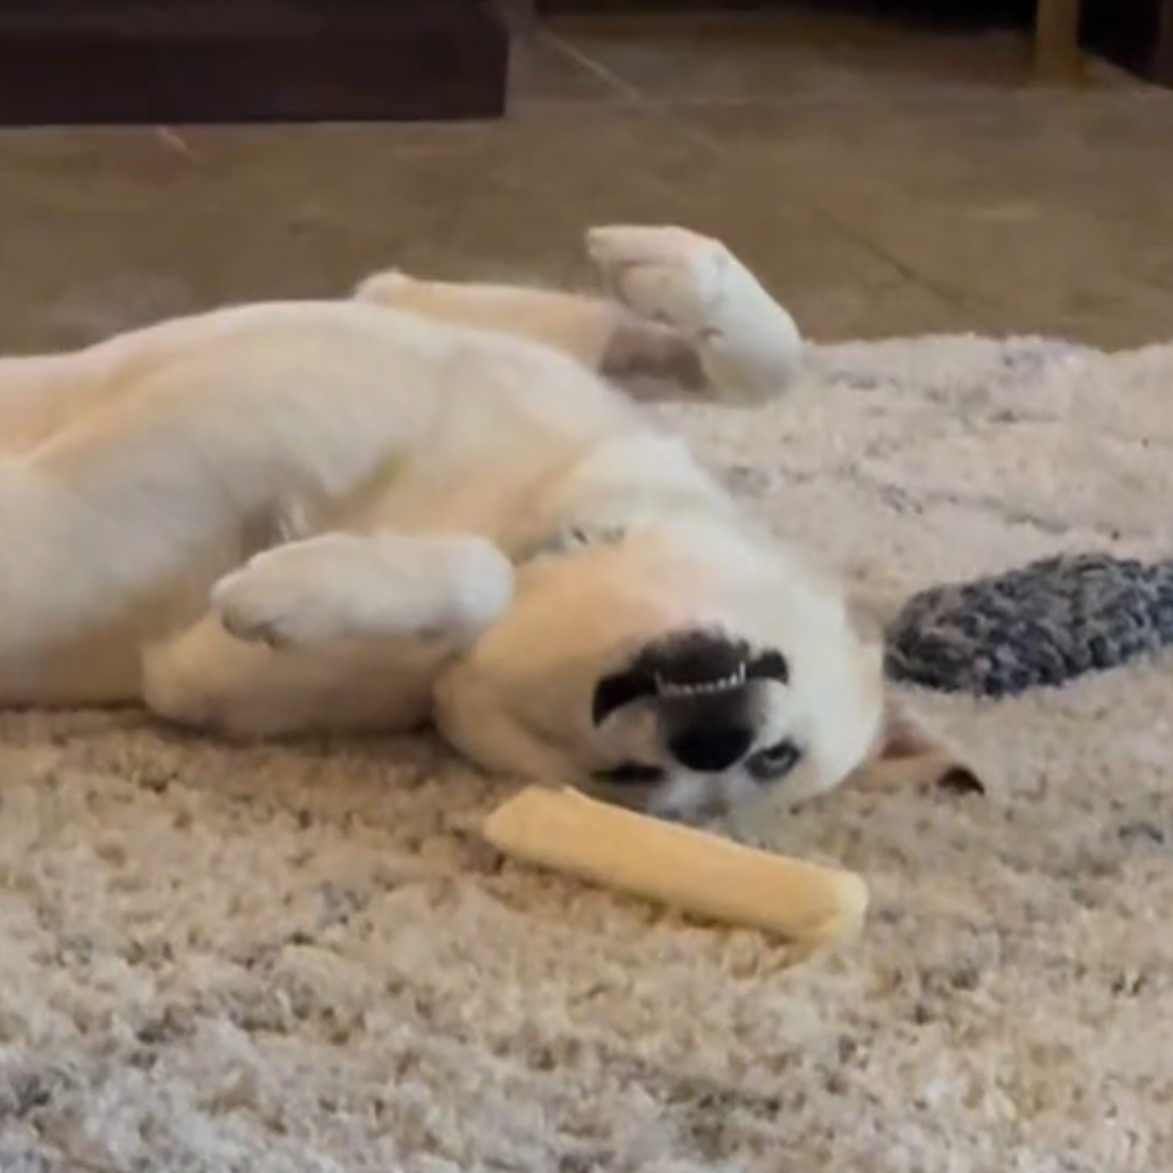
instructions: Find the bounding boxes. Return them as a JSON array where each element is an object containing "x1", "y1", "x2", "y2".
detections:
[{"x1": 0, "y1": 225, "x2": 971, "y2": 821}]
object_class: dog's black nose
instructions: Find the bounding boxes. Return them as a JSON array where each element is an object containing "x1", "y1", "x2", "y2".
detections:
[{"x1": 668, "y1": 724, "x2": 755, "y2": 773}]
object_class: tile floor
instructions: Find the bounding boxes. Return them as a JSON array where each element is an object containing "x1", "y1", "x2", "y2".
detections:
[{"x1": 1, "y1": 7, "x2": 1171, "y2": 353}]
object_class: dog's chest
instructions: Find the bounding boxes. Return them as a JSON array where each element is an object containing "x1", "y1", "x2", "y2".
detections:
[{"x1": 340, "y1": 438, "x2": 561, "y2": 544}]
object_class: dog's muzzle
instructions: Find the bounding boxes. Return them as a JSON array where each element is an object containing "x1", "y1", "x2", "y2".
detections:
[{"x1": 591, "y1": 630, "x2": 789, "y2": 773}]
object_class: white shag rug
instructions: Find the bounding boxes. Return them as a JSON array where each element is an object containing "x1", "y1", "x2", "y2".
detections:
[{"x1": 2, "y1": 336, "x2": 1172, "y2": 1173}]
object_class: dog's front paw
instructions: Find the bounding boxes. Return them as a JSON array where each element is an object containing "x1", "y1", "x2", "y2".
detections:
[
  {"x1": 212, "y1": 537, "x2": 358, "y2": 649},
  {"x1": 213, "y1": 532, "x2": 516, "y2": 649},
  {"x1": 586, "y1": 225, "x2": 731, "y2": 340}
]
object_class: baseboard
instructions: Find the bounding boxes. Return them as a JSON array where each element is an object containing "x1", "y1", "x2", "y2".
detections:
[{"x1": 0, "y1": 0, "x2": 510, "y2": 126}]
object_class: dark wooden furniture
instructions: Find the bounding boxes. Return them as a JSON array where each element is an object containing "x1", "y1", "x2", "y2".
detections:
[
  {"x1": 1034, "y1": 0, "x2": 1083, "y2": 81},
  {"x1": 1038, "y1": 0, "x2": 1173, "y2": 86},
  {"x1": 1083, "y1": 0, "x2": 1173, "y2": 85},
  {"x1": 535, "y1": 0, "x2": 1173, "y2": 88},
  {"x1": 0, "y1": 0, "x2": 510, "y2": 125}
]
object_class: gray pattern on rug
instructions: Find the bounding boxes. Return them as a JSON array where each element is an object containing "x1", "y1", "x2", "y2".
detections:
[{"x1": 2, "y1": 336, "x2": 1172, "y2": 1172}]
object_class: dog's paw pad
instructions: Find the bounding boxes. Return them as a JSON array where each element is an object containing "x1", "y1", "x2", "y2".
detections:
[{"x1": 586, "y1": 225, "x2": 731, "y2": 338}]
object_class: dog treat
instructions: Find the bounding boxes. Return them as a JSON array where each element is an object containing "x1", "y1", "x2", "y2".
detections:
[{"x1": 482, "y1": 785, "x2": 869, "y2": 945}]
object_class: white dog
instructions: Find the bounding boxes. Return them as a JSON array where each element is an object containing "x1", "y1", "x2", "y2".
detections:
[{"x1": 0, "y1": 225, "x2": 975, "y2": 821}]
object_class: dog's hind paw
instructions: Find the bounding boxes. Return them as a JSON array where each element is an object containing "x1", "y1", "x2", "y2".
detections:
[
  {"x1": 586, "y1": 225, "x2": 729, "y2": 340},
  {"x1": 585, "y1": 224, "x2": 804, "y2": 402}
]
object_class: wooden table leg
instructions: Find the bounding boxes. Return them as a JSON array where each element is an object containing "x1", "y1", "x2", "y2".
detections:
[{"x1": 1034, "y1": 0, "x2": 1084, "y2": 83}]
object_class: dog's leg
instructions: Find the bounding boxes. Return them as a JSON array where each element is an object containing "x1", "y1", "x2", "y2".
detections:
[
  {"x1": 0, "y1": 349, "x2": 198, "y2": 702},
  {"x1": 0, "y1": 440, "x2": 277, "y2": 704},
  {"x1": 210, "y1": 530, "x2": 514, "y2": 650},
  {"x1": 0, "y1": 330, "x2": 441, "y2": 701},
  {"x1": 353, "y1": 265, "x2": 698, "y2": 382},
  {"x1": 585, "y1": 225, "x2": 804, "y2": 402},
  {"x1": 354, "y1": 270, "x2": 626, "y2": 370},
  {"x1": 141, "y1": 613, "x2": 442, "y2": 737},
  {"x1": 144, "y1": 530, "x2": 514, "y2": 738}
]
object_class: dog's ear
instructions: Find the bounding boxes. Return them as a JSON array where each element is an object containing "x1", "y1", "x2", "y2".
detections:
[{"x1": 852, "y1": 692, "x2": 987, "y2": 796}]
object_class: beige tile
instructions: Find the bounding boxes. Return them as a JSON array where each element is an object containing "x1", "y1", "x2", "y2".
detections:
[
  {"x1": 0, "y1": 9, "x2": 1169, "y2": 356},
  {"x1": 507, "y1": 28, "x2": 625, "y2": 107},
  {"x1": 546, "y1": 10, "x2": 1044, "y2": 102},
  {"x1": 0, "y1": 101, "x2": 971, "y2": 353},
  {"x1": 669, "y1": 89, "x2": 1173, "y2": 347}
]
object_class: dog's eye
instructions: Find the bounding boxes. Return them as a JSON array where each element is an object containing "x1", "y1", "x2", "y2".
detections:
[
  {"x1": 592, "y1": 762, "x2": 666, "y2": 786},
  {"x1": 746, "y1": 739, "x2": 802, "y2": 782}
]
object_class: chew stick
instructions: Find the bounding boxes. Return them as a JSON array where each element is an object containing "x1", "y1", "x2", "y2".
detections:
[{"x1": 482, "y1": 786, "x2": 869, "y2": 945}]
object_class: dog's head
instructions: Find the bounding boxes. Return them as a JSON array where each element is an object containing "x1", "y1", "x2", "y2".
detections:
[{"x1": 439, "y1": 511, "x2": 982, "y2": 823}]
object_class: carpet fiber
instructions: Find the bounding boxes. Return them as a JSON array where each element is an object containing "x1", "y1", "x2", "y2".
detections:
[{"x1": 2, "y1": 335, "x2": 1172, "y2": 1171}]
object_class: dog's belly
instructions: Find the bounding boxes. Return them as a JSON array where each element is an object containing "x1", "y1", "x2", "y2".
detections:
[{"x1": 348, "y1": 363, "x2": 640, "y2": 545}]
